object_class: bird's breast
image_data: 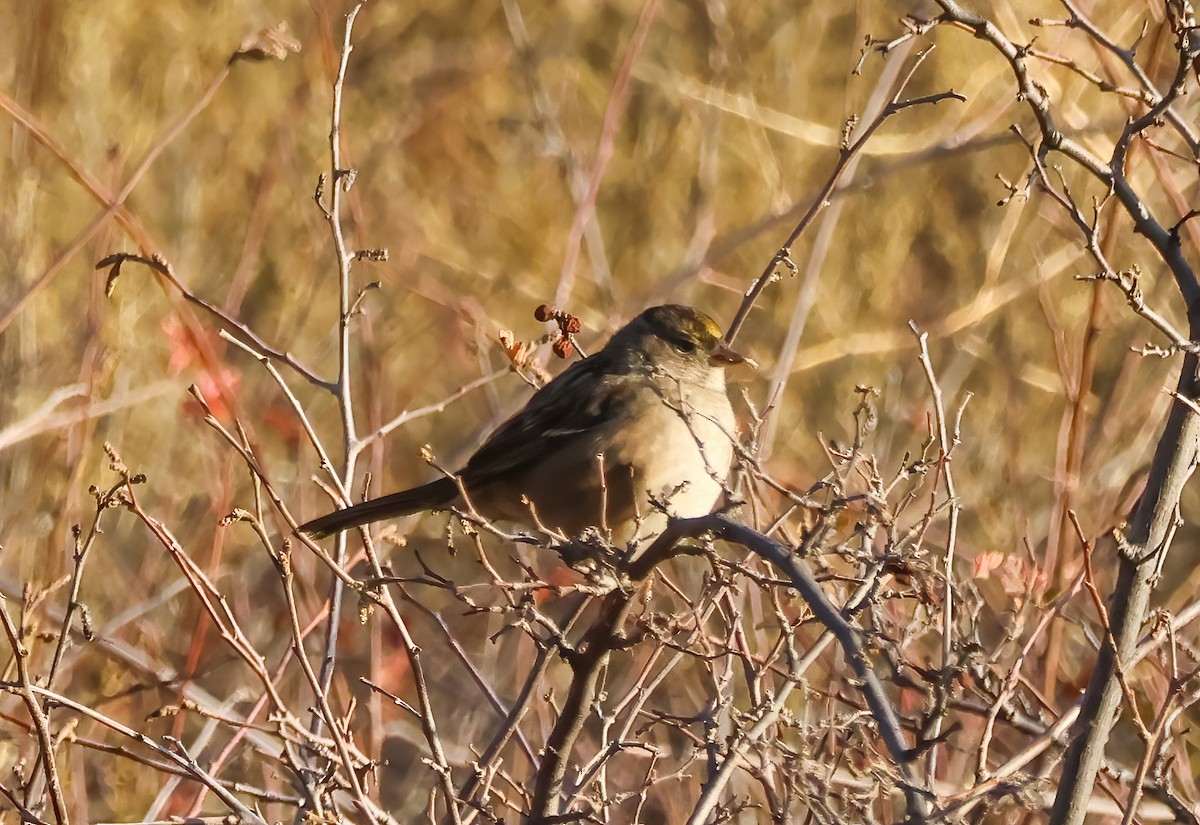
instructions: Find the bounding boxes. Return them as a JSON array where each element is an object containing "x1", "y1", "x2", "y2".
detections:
[{"x1": 606, "y1": 382, "x2": 735, "y2": 521}]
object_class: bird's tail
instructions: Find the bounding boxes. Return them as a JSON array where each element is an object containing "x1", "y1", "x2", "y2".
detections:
[{"x1": 299, "y1": 478, "x2": 458, "y2": 538}]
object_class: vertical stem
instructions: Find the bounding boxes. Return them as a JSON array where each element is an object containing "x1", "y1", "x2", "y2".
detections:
[
  {"x1": 0, "y1": 594, "x2": 71, "y2": 825},
  {"x1": 316, "y1": 0, "x2": 364, "y2": 706},
  {"x1": 307, "y1": 8, "x2": 461, "y2": 821},
  {"x1": 1051, "y1": 354, "x2": 1200, "y2": 824},
  {"x1": 529, "y1": 594, "x2": 635, "y2": 822},
  {"x1": 1040, "y1": 301, "x2": 1099, "y2": 703},
  {"x1": 911, "y1": 325, "x2": 968, "y2": 782}
]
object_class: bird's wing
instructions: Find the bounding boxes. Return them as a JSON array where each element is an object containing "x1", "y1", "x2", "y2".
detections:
[{"x1": 461, "y1": 356, "x2": 636, "y2": 487}]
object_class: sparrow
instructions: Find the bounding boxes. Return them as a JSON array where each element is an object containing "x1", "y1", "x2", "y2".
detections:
[{"x1": 300, "y1": 304, "x2": 745, "y2": 547}]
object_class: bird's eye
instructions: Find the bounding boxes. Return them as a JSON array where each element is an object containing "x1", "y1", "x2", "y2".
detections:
[{"x1": 672, "y1": 339, "x2": 696, "y2": 353}]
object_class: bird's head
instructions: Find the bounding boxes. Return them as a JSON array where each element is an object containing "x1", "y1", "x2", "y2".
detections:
[{"x1": 613, "y1": 304, "x2": 752, "y2": 377}]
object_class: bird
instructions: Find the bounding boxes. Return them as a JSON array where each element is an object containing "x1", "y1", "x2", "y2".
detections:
[{"x1": 299, "y1": 305, "x2": 746, "y2": 548}]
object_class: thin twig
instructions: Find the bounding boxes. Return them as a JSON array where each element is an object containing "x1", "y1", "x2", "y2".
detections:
[
  {"x1": 0, "y1": 595, "x2": 70, "y2": 825},
  {"x1": 724, "y1": 52, "x2": 964, "y2": 344}
]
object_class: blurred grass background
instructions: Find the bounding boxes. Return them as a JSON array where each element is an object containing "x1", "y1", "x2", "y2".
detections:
[{"x1": 2, "y1": 0, "x2": 1198, "y2": 818}]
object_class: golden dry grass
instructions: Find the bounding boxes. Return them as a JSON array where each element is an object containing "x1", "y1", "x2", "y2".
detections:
[{"x1": 2, "y1": 1, "x2": 1199, "y2": 821}]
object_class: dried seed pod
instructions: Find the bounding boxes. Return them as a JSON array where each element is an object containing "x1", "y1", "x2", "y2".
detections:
[
  {"x1": 534, "y1": 304, "x2": 555, "y2": 322},
  {"x1": 552, "y1": 336, "x2": 575, "y2": 359}
]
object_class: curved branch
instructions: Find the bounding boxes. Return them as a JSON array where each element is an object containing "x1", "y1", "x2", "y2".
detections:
[{"x1": 631, "y1": 515, "x2": 933, "y2": 820}]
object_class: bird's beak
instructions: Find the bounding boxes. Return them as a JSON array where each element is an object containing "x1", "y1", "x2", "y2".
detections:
[{"x1": 710, "y1": 340, "x2": 757, "y2": 369}]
